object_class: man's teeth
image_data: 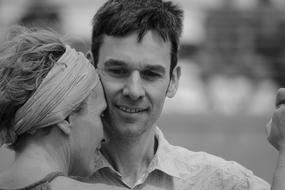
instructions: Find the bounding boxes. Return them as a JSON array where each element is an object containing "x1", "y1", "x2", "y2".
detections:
[{"x1": 119, "y1": 106, "x2": 146, "y2": 113}]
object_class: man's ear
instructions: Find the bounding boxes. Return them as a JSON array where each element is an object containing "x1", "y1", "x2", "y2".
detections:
[
  {"x1": 166, "y1": 65, "x2": 181, "y2": 98},
  {"x1": 57, "y1": 118, "x2": 71, "y2": 136},
  {"x1": 86, "y1": 51, "x2": 94, "y2": 66}
]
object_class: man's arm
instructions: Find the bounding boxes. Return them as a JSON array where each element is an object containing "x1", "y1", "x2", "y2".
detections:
[{"x1": 267, "y1": 88, "x2": 285, "y2": 190}]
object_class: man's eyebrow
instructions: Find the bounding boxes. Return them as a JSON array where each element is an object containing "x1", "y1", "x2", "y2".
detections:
[
  {"x1": 103, "y1": 59, "x2": 127, "y2": 67},
  {"x1": 144, "y1": 65, "x2": 166, "y2": 74}
]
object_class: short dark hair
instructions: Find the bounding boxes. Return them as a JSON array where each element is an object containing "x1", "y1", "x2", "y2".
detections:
[{"x1": 91, "y1": 0, "x2": 183, "y2": 73}]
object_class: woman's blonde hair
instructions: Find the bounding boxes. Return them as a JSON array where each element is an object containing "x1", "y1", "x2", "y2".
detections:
[{"x1": 0, "y1": 25, "x2": 66, "y2": 149}]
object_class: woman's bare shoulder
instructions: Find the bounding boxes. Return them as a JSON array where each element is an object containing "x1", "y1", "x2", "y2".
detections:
[{"x1": 50, "y1": 176, "x2": 125, "y2": 190}]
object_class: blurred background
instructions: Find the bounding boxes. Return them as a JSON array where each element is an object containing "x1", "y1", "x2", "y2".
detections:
[{"x1": 1, "y1": 0, "x2": 285, "y2": 183}]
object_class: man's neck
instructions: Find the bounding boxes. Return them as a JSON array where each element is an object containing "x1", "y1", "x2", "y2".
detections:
[{"x1": 101, "y1": 128, "x2": 157, "y2": 186}]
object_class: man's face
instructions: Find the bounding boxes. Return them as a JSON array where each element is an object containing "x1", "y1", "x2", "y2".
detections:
[{"x1": 96, "y1": 31, "x2": 180, "y2": 138}]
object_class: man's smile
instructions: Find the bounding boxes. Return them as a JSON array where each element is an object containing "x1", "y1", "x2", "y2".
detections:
[{"x1": 117, "y1": 105, "x2": 148, "y2": 113}]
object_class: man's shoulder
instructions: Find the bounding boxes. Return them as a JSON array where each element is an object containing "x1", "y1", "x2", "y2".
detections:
[
  {"x1": 157, "y1": 128, "x2": 242, "y2": 171},
  {"x1": 157, "y1": 128, "x2": 251, "y2": 173},
  {"x1": 165, "y1": 144, "x2": 269, "y2": 189},
  {"x1": 166, "y1": 144, "x2": 234, "y2": 169}
]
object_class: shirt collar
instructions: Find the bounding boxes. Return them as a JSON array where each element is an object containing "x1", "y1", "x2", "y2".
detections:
[
  {"x1": 93, "y1": 148, "x2": 114, "y2": 172},
  {"x1": 153, "y1": 127, "x2": 184, "y2": 179},
  {"x1": 93, "y1": 127, "x2": 186, "y2": 179}
]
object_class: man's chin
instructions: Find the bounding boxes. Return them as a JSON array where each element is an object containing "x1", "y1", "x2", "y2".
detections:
[{"x1": 115, "y1": 123, "x2": 150, "y2": 138}]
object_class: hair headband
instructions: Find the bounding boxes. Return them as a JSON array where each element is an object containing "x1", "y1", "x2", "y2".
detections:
[{"x1": 0, "y1": 46, "x2": 99, "y2": 146}]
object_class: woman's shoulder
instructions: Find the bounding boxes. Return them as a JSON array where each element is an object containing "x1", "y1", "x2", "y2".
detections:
[
  {"x1": 49, "y1": 176, "x2": 96, "y2": 190},
  {"x1": 0, "y1": 172, "x2": 64, "y2": 190},
  {"x1": 1, "y1": 172, "x2": 124, "y2": 190},
  {"x1": 50, "y1": 176, "x2": 126, "y2": 190}
]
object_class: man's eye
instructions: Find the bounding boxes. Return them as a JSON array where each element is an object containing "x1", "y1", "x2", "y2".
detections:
[
  {"x1": 106, "y1": 68, "x2": 128, "y2": 77},
  {"x1": 141, "y1": 70, "x2": 162, "y2": 80}
]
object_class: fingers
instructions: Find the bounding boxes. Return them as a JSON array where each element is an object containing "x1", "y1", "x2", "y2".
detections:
[
  {"x1": 276, "y1": 88, "x2": 285, "y2": 108},
  {"x1": 269, "y1": 106, "x2": 285, "y2": 150},
  {"x1": 267, "y1": 88, "x2": 285, "y2": 151}
]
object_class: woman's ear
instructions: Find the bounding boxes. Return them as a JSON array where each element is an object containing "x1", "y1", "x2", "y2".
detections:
[
  {"x1": 166, "y1": 66, "x2": 181, "y2": 98},
  {"x1": 57, "y1": 117, "x2": 71, "y2": 135}
]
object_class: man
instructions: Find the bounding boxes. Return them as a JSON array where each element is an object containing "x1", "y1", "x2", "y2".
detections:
[{"x1": 86, "y1": 0, "x2": 270, "y2": 189}]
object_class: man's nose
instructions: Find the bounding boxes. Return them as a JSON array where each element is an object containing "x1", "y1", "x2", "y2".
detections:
[{"x1": 122, "y1": 71, "x2": 145, "y2": 100}]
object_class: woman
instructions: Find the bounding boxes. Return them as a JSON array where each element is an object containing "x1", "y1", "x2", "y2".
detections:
[{"x1": 0, "y1": 26, "x2": 109, "y2": 189}]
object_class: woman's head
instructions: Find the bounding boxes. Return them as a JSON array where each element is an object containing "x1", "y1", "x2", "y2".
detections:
[
  {"x1": 0, "y1": 26, "x2": 66, "y2": 149},
  {"x1": 0, "y1": 26, "x2": 106, "y2": 175}
]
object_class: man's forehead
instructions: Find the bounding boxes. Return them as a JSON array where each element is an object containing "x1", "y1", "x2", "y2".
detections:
[
  {"x1": 100, "y1": 33, "x2": 170, "y2": 57},
  {"x1": 101, "y1": 31, "x2": 171, "y2": 50}
]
